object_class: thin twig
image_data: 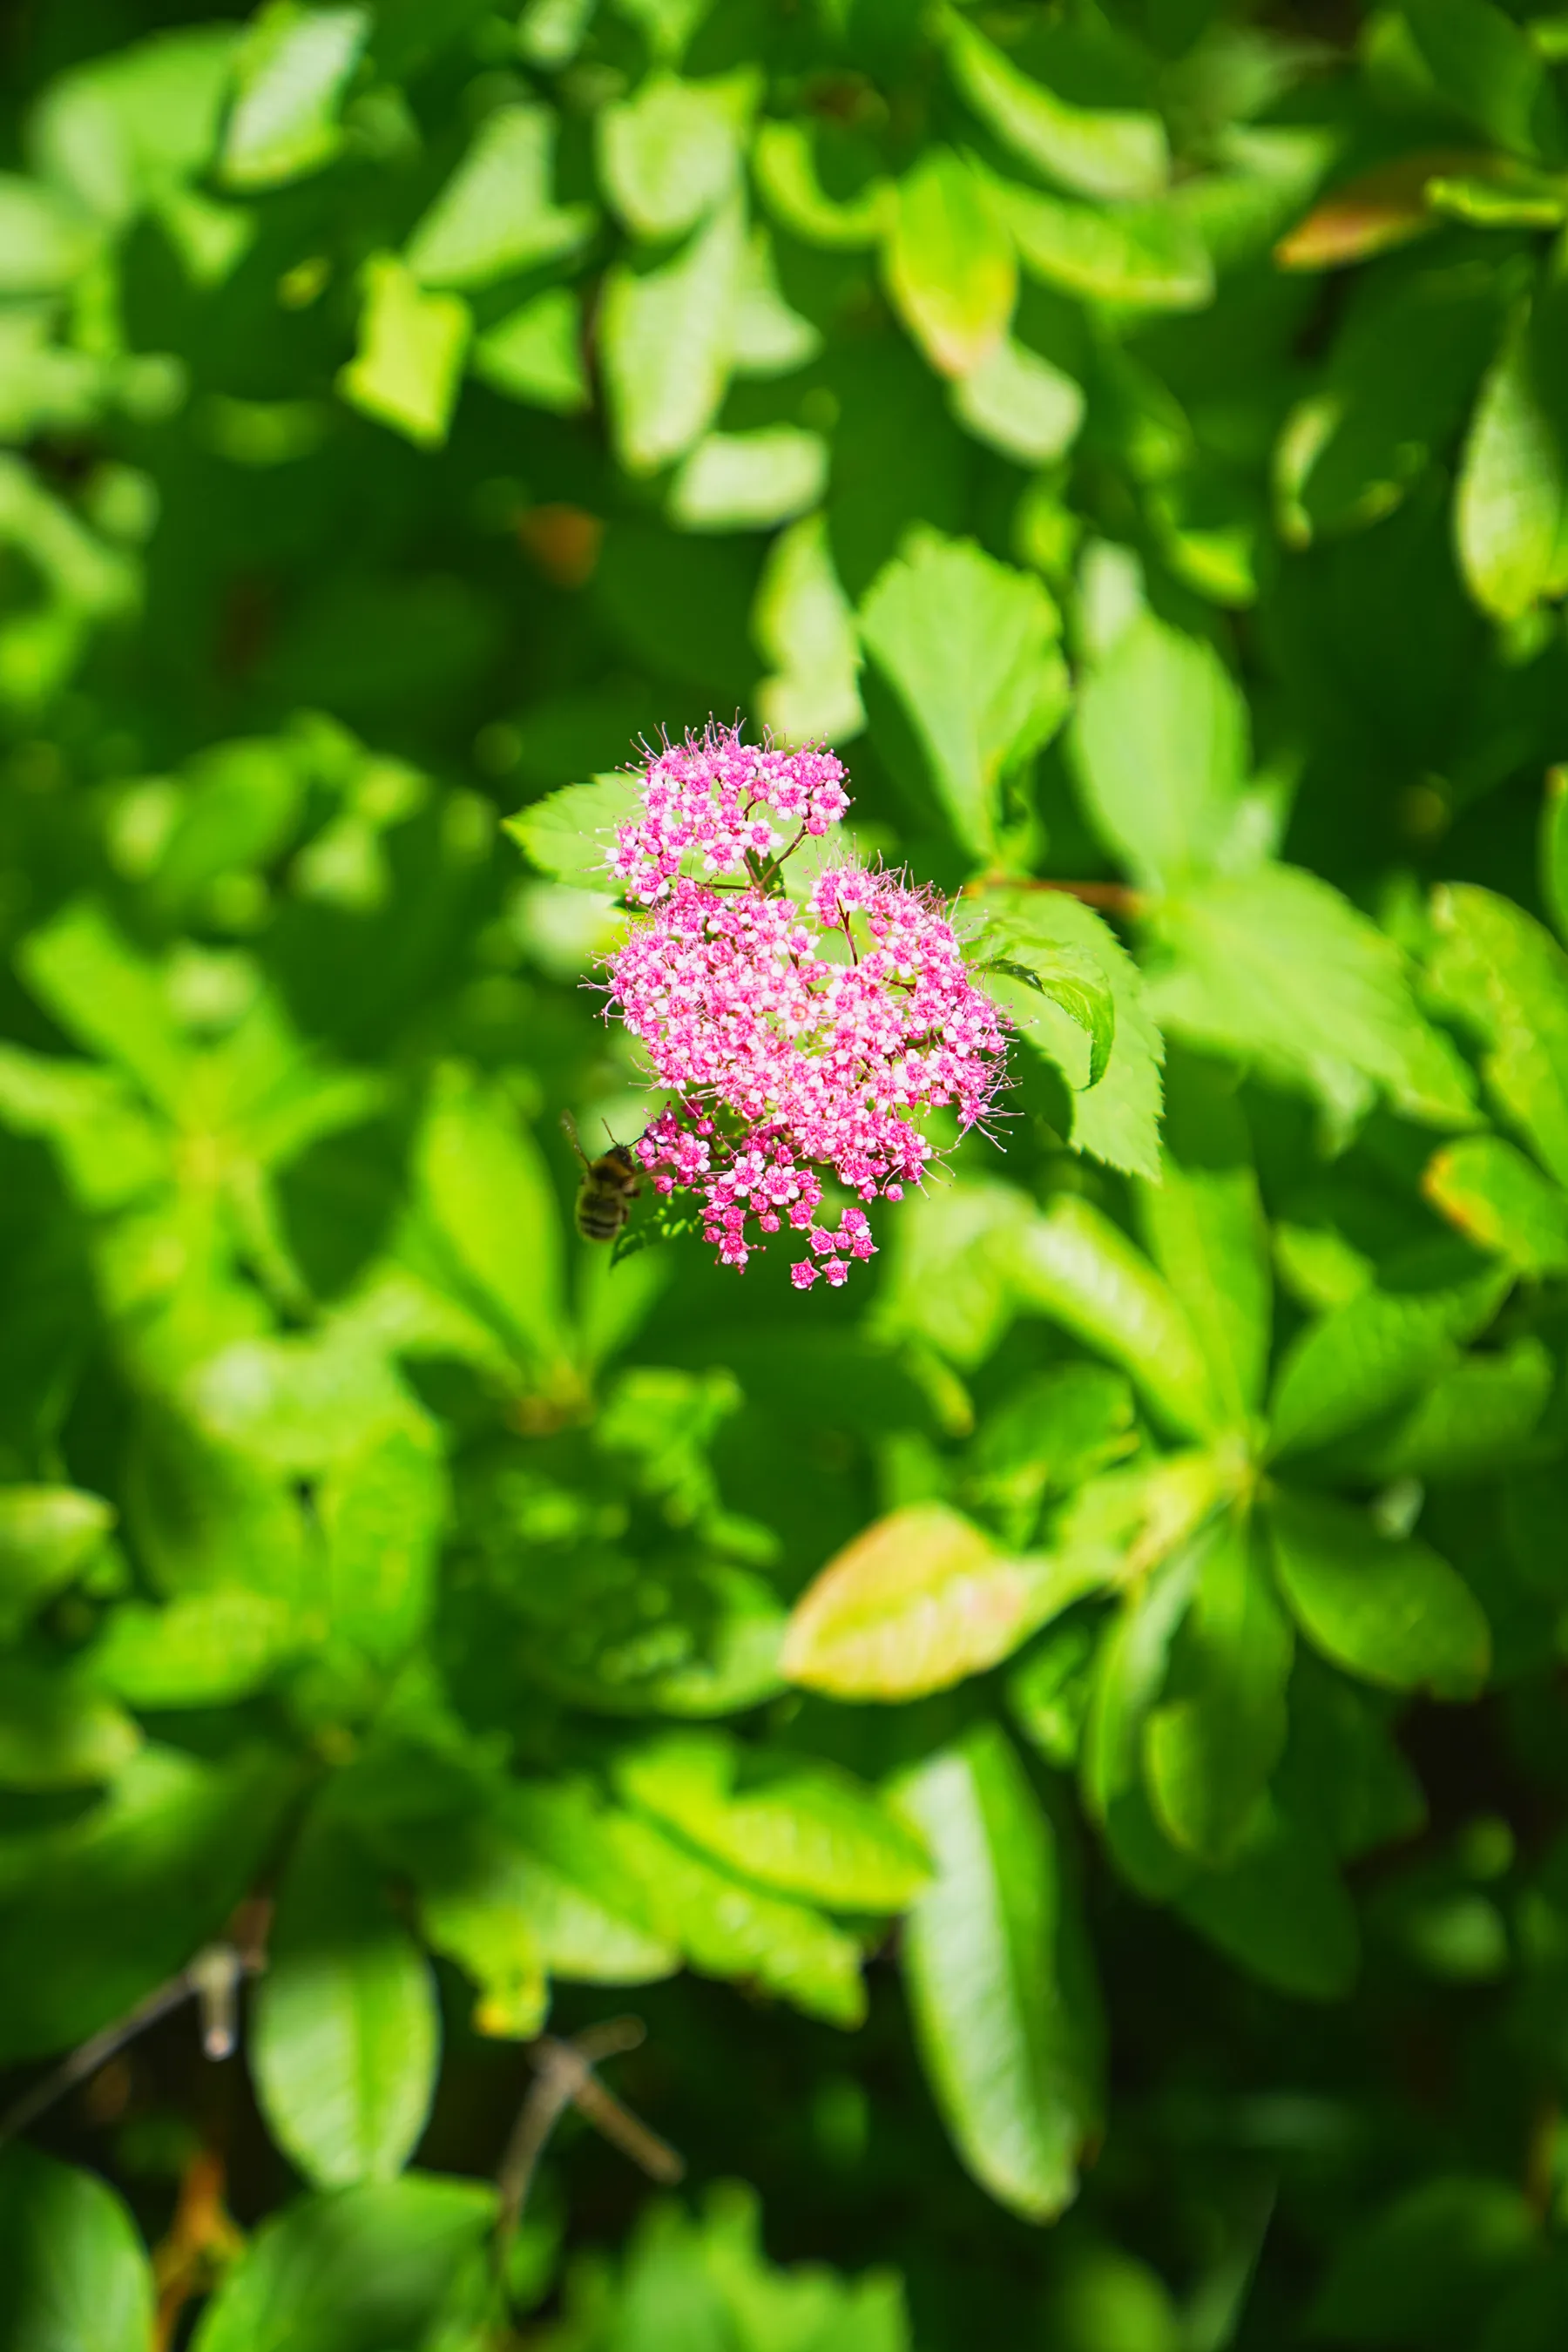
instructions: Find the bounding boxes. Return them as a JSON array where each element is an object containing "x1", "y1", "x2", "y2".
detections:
[
  {"x1": 0, "y1": 1904, "x2": 271, "y2": 2148},
  {"x1": 494, "y1": 2019, "x2": 684, "y2": 2258}
]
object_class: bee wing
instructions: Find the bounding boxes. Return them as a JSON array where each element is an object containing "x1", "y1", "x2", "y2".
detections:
[{"x1": 560, "y1": 1109, "x2": 590, "y2": 1168}]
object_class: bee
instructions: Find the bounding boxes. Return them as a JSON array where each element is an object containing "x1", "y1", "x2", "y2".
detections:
[{"x1": 561, "y1": 1110, "x2": 641, "y2": 1243}]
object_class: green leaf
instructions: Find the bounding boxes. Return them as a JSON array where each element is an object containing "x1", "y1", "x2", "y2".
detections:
[
  {"x1": 413, "y1": 1064, "x2": 567, "y2": 1375},
  {"x1": 1080, "y1": 1549, "x2": 1200, "y2": 1901},
  {"x1": 252, "y1": 1812, "x2": 441, "y2": 2187},
  {"x1": 1308, "y1": 2174, "x2": 1536, "y2": 2347},
  {"x1": 968, "y1": 919, "x2": 1115, "y2": 1090},
  {"x1": 1145, "y1": 1513, "x2": 1293, "y2": 1866},
  {"x1": 600, "y1": 193, "x2": 747, "y2": 472},
  {"x1": 872, "y1": 1174, "x2": 1037, "y2": 1369},
  {"x1": 613, "y1": 1731, "x2": 932, "y2": 1909},
  {"x1": 18, "y1": 898, "x2": 193, "y2": 1113},
  {"x1": 125, "y1": 1407, "x2": 313, "y2": 1599},
  {"x1": 219, "y1": 3, "x2": 369, "y2": 190},
  {"x1": 34, "y1": 26, "x2": 240, "y2": 224},
  {"x1": 732, "y1": 226, "x2": 821, "y2": 378},
  {"x1": 1402, "y1": 0, "x2": 1557, "y2": 155},
  {"x1": 502, "y1": 1781, "x2": 681, "y2": 1982},
  {"x1": 1136, "y1": 1057, "x2": 1269, "y2": 1424},
  {"x1": 470, "y1": 288, "x2": 589, "y2": 414},
  {"x1": 320, "y1": 1423, "x2": 446, "y2": 1666},
  {"x1": 1071, "y1": 617, "x2": 1247, "y2": 887},
  {"x1": 505, "y1": 770, "x2": 644, "y2": 886},
  {"x1": 1456, "y1": 321, "x2": 1568, "y2": 621},
  {"x1": 858, "y1": 530, "x2": 1068, "y2": 860},
  {"x1": 940, "y1": 8, "x2": 1168, "y2": 199},
  {"x1": 1267, "y1": 1487, "x2": 1491, "y2": 1696},
  {"x1": 882, "y1": 149, "x2": 1017, "y2": 379},
  {"x1": 781, "y1": 1503, "x2": 1087, "y2": 1701},
  {"x1": 1149, "y1": 865, "x2": 1477, "y2": 1126},
  {"x1": 1428, "y1": 884, "x2": 1568, "y2": 1186},
  {"x1": 752, "y1": 119, "x2": 890, "y2": 248},
  {"x1": 1544, "y1": 761, "x2": 1568, "y2": 941},
  {"x1": 668, "y1": 427, "x2": 829, "y2": 531},
  {"x1": 754, "y1": 510, "x2": 865, "y2": 745},
  {"x1": 390, "y1": 1814, "x2": 547, "y2": 2039},
  {"x1": 91, "y1": 1587, "x2": 302, "y2": 1707},
  {"x1": 189, "y1": 2176, "x2": 497, "y2": 2352},
  {"x1": 1010, "y1": 1194, "x2": 1227, "y2": 1440},
  {"x1": 950, "y1": 335, "x2": 1085, "y2": 465},
  {"x1": 1342, "y1": 1335, "x2": 1551, "y2": 1481},
  {"x1": 0, "y1": 1484, "x2": 112, "y2": 1640},
  {"x1": 0, "y1": 178, "x2": 101, "y2": 294},
  {"x1": 997, "y1": 179, "x2": 1213, "y2": 312},
  {"x1": 0, "y1": 1664, "x2": 139, "y2": 1790},
  {"x1": 0, "y1": 1742, "x2": 298, "y2": 2060},
  {"x1": 337, "y1": 254, "x2": 470, "y2": 449},
  {"x1": 1268, "y1": 1265, "x2": 1509, "y2": 1458},
  {"x1": 598, "y1": 69, "x2": 756, "y2": 240},
  {"x1": 621, "y1": 1812, "x2": 868, "y2": 2026},
  {"x1": 405, "y1": 105, "x2": 594, "y2": 288},
  {"x1": 895, "y1": 1722, "x2": 1103, "y2": 2222},
  {"x1": 1424, "y1": 1133, "x2": 1568, "y2": 1271},
  {"x1": 1176, "y1": 1794, "x2": 1359, "y2": 1999},
  {"x1": 967, "y1": 889, "x2": 1165, "y2": 1179},
  {"x1": 0, "y1": 2145, "x2": 154, "y2": 2352}
]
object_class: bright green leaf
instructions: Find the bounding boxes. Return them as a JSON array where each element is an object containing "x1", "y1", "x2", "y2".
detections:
[
  {"x1": 1428, "y1": 883, "x2": 1568, "y2": 1186},
  {"x1": 941, "y1": 8, "x2": 1169, "y2": 199},
  {"x1": 668, "y1": 427, "x2": 829, "y2": 531},
  {"x1": 1071, "y1": 617, "x2": 1248, "y2": 887},
  {"x1": 1423, "y1": 1132, "x2": 1568, "y2": 1272},
  {"x1": 882, "y1": 149, "x2": 1017, "y2": 379},
  {"x1": 1136, "y1": 1056, "x2": 1269, "y2": 1424},
  {"x1": 1456, "y1": 321, "x2": 1568, "y2": 621},
  {"x1": 997, "y1": 180, "x2": 1213, "y2": 311},
  {"x1": 950, "y1": 335, "x2": 1085, "y2": 465},
  {"x1": 0, "y1": 1484, "x2": 112, "y2": 1641},
  {"x1": 220, "y1": 2, "x2": 369, "y2": 190},
  {"x1": 405, "y1": 105, "x2": 594, "y2": 288},
  {"x1": 471, "y1": 288, "x2": 589, "y2": 414},
  {"x1": 1268, "y1": 1264, "x2": 1508, "y2": 1458},
  {"x1": 1267, "y1": 1487, "x2": 1491, "y2": 1697},
  {"x1": 598, "y1": 70, "x2": 757, "y2": 240},
  {"x1": 600, "y1": 194, "x2": 747, "y2": 472},
  {"x1": 337, "y1": 254, "x2": 470, "y2": 449},
  {"x1": 0, "y1": 2145, "x2": 154, "y2": 2352}
]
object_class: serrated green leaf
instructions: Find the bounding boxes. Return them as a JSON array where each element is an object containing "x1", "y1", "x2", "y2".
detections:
[
  {"x1": 506, "y1": 770, "x2": 644, "y2": 886},
  {"x1": 971, "y1": 926, "x2": 1114, "y2": 1088},
  {"x1": 1267, "y1": 1487, "x2": 1491, "y2": 1697},
  {"x1": 859, "y1": 531, "x2": 1067, "y2": 860},
  {"x1": 968, "y1": 888, "x2": 1165, "y2": 1179},
  {"x1": 895, "y1": 1723, "x2": 1103, "y2": 2222}
]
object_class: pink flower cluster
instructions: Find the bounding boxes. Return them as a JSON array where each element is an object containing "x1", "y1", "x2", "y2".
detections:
[
  {"x1": 608, "y1": 727, "x2": 850, "y2": 905},
  {"x1": 600, "y1": 729, "x2": 1009, "y2": 1290}
]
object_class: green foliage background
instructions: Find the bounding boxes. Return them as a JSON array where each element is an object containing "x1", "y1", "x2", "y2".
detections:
[{"x1": 8, "y1": 0, "x2": 1568, "y2": 2344}]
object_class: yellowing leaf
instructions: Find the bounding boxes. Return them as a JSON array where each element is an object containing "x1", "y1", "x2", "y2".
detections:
[{"x1": 781, "y1": 1504, "x2": 1071, "y2": 1700}]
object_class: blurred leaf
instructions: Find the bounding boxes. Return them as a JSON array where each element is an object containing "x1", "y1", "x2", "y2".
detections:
[
  {"x1": 1309, "y1": 2174, "x2": 1535, "y2": 2345},
  {"x1": 1268, "y1": 1265, "x2": 1507, "y2": 1457},
  {"x1": 752, "y1": 119, "x2": 890, "y2": 249},
  {"x1": 0, "y1": 177, "x2": 100, "y2": 294},
  {"x1": 1456, "y1": 319, "x2": 1568, "y2": 622},
  {"x1": 997, "y1": 180, "x2": 1213, "y2": 311},
  {"x1": 1343, "y1": 1335, "x2": 1551, "y2": 1480},
  {"x1": 1177, "y1": 1794, "x2": 1359, "y2": 1999},
  {"x1": 950, "y1": 335, "x2": 1085, "y2": 465},
  {"x1": 782, "y1": 1504, "x2": 1088, "y2": 1701},
  {"x1": 1149, "y1": 865, "x2": 1477, "y2": 1126},
  {"x1": 613, "y1": 1730, "x2": 932, "y2": 1909},
  {"x1": 321, "y1": 1423, "x2": 446, "y2": 1666},
  {"x1": 598, "y1": 70, "x2": 756, "y2": 240},
  {"x1": 1274, "y1": 149, "x2": 1480, "y2": 269},
  {"x1": 754, "y1": 511, "x2": 865, "y2": 744},
  {"x1": 471, "y1": 288, "x2": 589, "y2": 414},
  {"x1": 0, "y1": 1484, "x2": 112, "y2": 1640},
  {"x1": 896, "y1": 1722, "x2": 1103, "y2": 2221},
  {"x1": 1081, "y1": 1549, "x2": 1200, "y2": 1901},
  {"x1": 0, "y1": 1665, "x2": 139, "y2": 1790},
  {"x1": 600, "y1": 194, "x2": 747, "y2": 472},
  {"x1": 405, "y1": 105, "x2": 593, "y2": 287},
  {"x1": 91, "y1": 1587, "x2": 302, "y2": 1707},
  {"x1": 190, "y1": 2175, "x2": 497, "y2": 2352},
  {"x1": 1267, "y1": 1488, "x2": 1491, "y2": 1697},
  {"x1": 0, "y1": 2145, "x2": 154, "y2": 2352},
  {"x1": 669, "y1": 428, "x2": 829, "y2": 531},
  {"x1": 220, "y1": 3, "x2": 370, "y2": 190},
  {"x1": 1011, "y1": 1194, "x2": 1227, "y2": 1439},
  {"x1": 1402, "y1": 0, "x2": 1556, "y2": 157},
  {"x1": 940, "y1": 9, "x2": 1168, "y2": 199},
  {"x1": 503, "y1": 1780, "x2": 680, "y2": 1981},
  {"x1": 1145, "y1": 1514, "x2": 1292, "y2": 1865},
  {"x1": 337, "y1": 254, "x2": 470, "y2": 449},
  {"x1": 1428, "y1": 884, "x2": 1568, "y2": 1185},
  {"x1": 859, "y1": 530, "x2": 1067, "y2": 859},
  {"x1": 413, "y1": 1064, "x2": 567, "y2": 1376},
  {"x1": 19, "y1": 900, "x2": 193, "y2": 1114},
  {"x1": 1424, "y1": 1133, "x2": 1568, "y2": 1270},
  {"x1": 33, "y1": 25, "x2": 240, "y2": 223},
  {"x1": 883, "y1": 149, "x2": 1017, "y2": 379},
  {"x1": 253, "y1": 1812, "x2": 441, "y2": 2187},
  {"x1": 1071, "y1": 618, "x2": 1247, "y2": 888},
  {"x1": 1137, "y1": 1058, "x2": 1269, "y2": 1424}
]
